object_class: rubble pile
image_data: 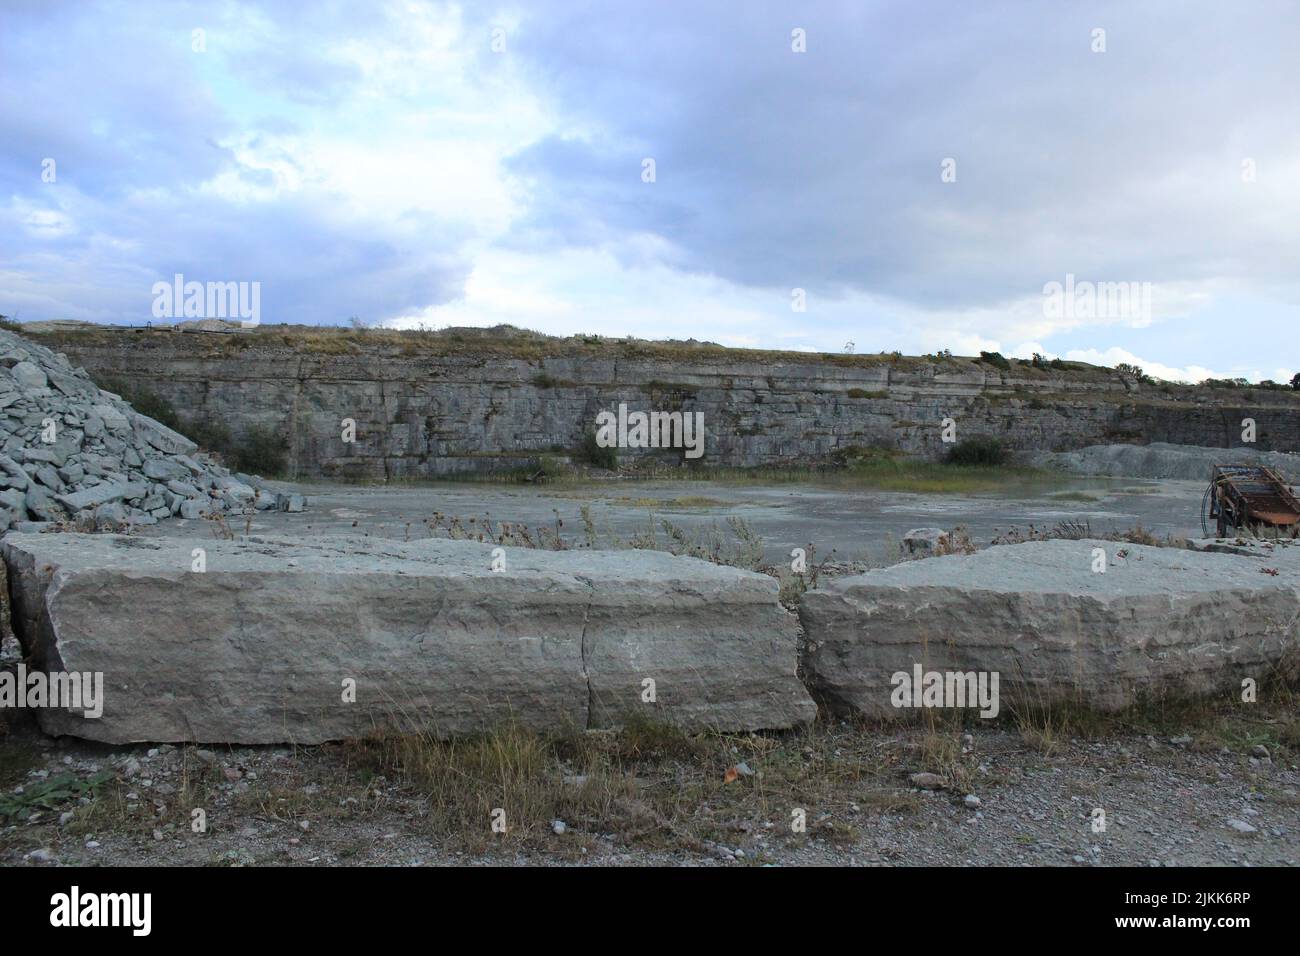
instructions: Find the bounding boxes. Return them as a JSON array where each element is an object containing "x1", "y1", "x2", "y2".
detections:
[{"x1": 0, "y1": 329, "x2": 277, "y2": 531}]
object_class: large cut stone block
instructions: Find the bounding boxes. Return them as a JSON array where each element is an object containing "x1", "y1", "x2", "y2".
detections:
[
  {"x1": 1, "y1": 533, "x2": 812, "y2": 744},
  {"x1": 799, "y1": 539, "x2": 1300, "y2": 718}
]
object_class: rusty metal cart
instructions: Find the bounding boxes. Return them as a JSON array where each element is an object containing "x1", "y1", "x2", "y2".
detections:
[{"x1": 1201, "y1": 464, "x2": 1300, "y2": 537}]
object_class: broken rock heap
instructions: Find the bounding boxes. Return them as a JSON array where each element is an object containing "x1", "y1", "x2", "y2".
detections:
[{"x1": 0, "y1": 329, "x2": 271, "y2": 530}]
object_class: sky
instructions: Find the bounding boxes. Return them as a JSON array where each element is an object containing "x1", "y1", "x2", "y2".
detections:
[{"x1": 2, "y1": 0, "x2": 1298, "y2": 382}]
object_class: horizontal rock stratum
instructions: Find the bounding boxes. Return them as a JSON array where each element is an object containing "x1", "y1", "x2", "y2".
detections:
[
  {"x1": 35, "y1": 324, "x2": 1300, "y2": 480},
  {"x1": 1, "y1": 532, "x2": 814, "y2": 744},
  {"x1": 799, "y1": 539, "x2": 1300, "y2": 718}
]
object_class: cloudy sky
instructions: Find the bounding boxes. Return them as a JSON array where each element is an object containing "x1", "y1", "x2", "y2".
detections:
[{"x1": 2, "y1": 1, "x2": 1297, "y2": 381}]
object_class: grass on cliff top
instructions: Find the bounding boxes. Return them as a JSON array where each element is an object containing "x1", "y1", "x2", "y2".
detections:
[
  {"x1": 26, "y1": 323, "x2": 1300, "y2": 404},
  {"x1": 26, "y1": 322, "x2": 1124, "y2": 378}
]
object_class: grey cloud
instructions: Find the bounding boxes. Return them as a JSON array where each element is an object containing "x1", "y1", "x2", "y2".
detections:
[{"x1": 504, "y1": 0, "x2": 1300, "y2": 308}]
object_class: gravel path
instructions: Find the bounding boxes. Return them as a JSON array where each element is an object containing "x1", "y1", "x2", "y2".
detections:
[{"x1": 3, "y1": 717, "x2": 1294, "y2": 867}]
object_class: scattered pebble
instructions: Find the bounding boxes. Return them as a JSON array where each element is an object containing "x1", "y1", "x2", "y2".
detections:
[{"x1": 910, "y1": 772, "x2": 945, "y2": 790}]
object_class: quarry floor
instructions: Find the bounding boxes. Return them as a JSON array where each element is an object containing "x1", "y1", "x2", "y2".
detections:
[
  {"x1": 5, "y1": 472, "x2": 1294, "y2": 868},
  {"x1": 2, "y1": 707, "x2": 1296, "y2": 868},
  {"x1": 145, "y1": 474, "x2": 1202, "y2": 565}
]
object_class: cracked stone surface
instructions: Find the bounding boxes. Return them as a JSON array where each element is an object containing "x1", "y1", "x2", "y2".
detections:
[
  {"x1": 800, "y1": 538, "x2": 1300, "y2": 717},
  {"x1": 1, "y1": 532, "x2": 814, "y2": 744}
]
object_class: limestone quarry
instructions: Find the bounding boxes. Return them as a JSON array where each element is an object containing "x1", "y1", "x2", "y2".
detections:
[
  {"x1": 31, "y1": 324, "x2": 1300, "y2": 479},
  {"x1": 1, "y1": 325, "x2": 1299, "y2": 873},
  {"x1": 9, "y1": 1, "x2": 1298, "y2": 888},
  {"x1": 0, "y1": 327, "x2": 1297, "y2": 749}
]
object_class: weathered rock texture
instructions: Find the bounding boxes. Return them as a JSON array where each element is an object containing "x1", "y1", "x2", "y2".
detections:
[
  {"x1": 799, "y1": 539, "x2": 1300, "y2": 717},
  {"x1": 1030, "y1": 442, "x2": 1300, "y2": 481},
  {"x1": 32, "y1": 326, "x2": 1300, "y2": 479},
  {"x1": 0, "y1": 329, "x2": 274, "y2": 530},
  {"x1": 1, "y1": 532, "x2": 814, "y2": 744}
]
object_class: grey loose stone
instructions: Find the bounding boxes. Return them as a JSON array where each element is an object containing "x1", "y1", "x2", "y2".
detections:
[
  {"x1": 9, "y1": 361, "x2": 48, "y2": 390},
  {"x1": 57, "y1": 481, "x2": 145, "y2": 512},
  {"x1": 19, "y1": 447, "x2": 63, "y2": 465},
  {"x1": 93, "y1": 502, "x2": 127, "y2": 526},
  {"x1": 25, "y1": 485, "x2": 63, "y2": 522},
  {"x1": 178, "y1": 500, "x2": 207, "y2": 519},
  {"x1": 0, "y1": 453, "x2": 30, "y2": 488},
  {"x1": 902, "y1": 528, "x2": 949, "y2": 554},
  {"x1": 143, "y1": 458, "x2": 189, "y2": 481},
  {"x1": 34, "y1": 465, "x2": 63, "y2": 490},
  {"x1": 89, "y1": 404, "x2": 128, "y2": 431},
  {"x1": 46, "y1": 370, "x2": 94, "y2": 398},
  {"x1": 132, "y1": 415, "x2": 197, "y2": 455}
]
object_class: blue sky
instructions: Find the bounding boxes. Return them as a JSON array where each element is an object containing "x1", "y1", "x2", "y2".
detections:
[{"x1": 2, "y1": 1, "x2": 1298, "y2": 382}]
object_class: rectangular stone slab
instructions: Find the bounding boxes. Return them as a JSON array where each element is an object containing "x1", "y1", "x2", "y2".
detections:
[
  {"x1": 799, "y1": 539, "x2": 1300, "y2": 718},
  {"x1": 1, "y1": 532, "x2": 812, "y2": 744}
]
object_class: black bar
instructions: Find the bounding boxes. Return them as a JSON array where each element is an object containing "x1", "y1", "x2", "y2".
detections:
[{"x1": 0, "y1": 865, "x2": 1277, "y2": 941}]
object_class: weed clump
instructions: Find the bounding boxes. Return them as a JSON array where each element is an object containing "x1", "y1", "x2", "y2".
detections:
[
  {"x1": 576, "y1": 428, "x2": 619, "y2": 470},
  {"x1": 944, "y1": 436, "x2": 1007, "y2": 466}
]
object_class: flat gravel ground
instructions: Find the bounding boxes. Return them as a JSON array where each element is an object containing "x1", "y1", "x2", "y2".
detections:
[
  {"x1": 2, "y1": 711, "x2": 1295, "y2": 868},
  {"x1": 145, "y1": 476, "x2": 1203, "y2": 566}
]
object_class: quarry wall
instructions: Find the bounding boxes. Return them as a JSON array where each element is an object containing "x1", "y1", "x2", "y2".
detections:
[{"x1": 34, "y1": 331, "x2": 1300, "y2": 480}]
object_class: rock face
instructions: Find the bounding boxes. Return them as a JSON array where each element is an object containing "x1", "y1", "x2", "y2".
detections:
[
  {"x1": 37, "y1": 327, "x2": 1300, "y2": 479},
  {"x1": 799, "y1": 539, "x2": 1300, "y2": 718},
  {"x1": 1030, "y1": 442, "x2": 1300, "y2": 481},
  {"x1": 0, "y1": 330, "x2": 277, "y2": 530},
  {"x1": 1, "y1": 532, "x2": 814, "y2": 744}
]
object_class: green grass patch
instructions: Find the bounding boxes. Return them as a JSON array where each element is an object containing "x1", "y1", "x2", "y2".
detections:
[
  {"x1": 1044, "y1": 490, "x2": 1106, "y2": 503},
  {"x1": 0, "y1": 769, "x2": 116, "y2": 824},
  {"x1": 630, "y1": 457, "x2": 1058, "y2": 495}
]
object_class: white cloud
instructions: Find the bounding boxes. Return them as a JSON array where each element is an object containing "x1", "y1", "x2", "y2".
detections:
[{"x1": 1058, "y1": 346, "x2": 1287, "y2": 384}]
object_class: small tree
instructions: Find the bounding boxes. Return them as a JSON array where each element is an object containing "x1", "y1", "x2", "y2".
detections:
[{"x1": 978, "y1": 351, "x2": 1011, "y2": 370}]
